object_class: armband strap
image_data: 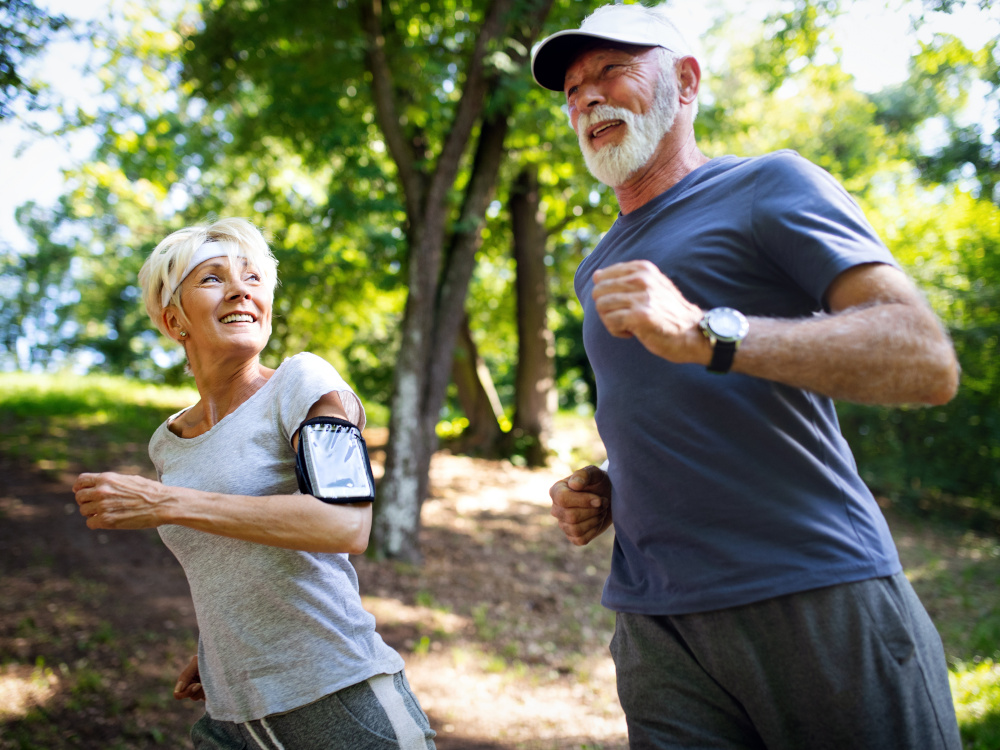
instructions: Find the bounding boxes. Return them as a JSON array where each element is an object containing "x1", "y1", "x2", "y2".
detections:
[{"x1": 294, "y1": 416, "x2": 376, "y2": 504}]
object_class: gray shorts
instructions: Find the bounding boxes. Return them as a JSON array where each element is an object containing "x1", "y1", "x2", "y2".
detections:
[
  {"x1": 611, "y1": 572, "x2": 961, "y2": 750},
  {"x1": 191, "y1": 671, "x2": 436, "y2": 750}
]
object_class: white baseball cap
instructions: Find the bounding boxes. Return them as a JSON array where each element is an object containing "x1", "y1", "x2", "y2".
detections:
[{"x1": 531, "y1": 4, "x2": 693, "y2": 92}]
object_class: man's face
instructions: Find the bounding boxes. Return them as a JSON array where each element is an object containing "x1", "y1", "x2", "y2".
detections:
[{"x1": 564, "y1": 45, "x2": 679, "y2": 187}]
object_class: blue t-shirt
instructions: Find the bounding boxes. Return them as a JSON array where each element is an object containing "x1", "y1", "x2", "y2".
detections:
[{"x1": 576, "y1": 151, "x2": 902, "y2": 615}]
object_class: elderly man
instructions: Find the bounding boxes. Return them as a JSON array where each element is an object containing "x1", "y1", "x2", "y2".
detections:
[{"x1": 533, "y1": 5, "x2": 962, "y2": 750}]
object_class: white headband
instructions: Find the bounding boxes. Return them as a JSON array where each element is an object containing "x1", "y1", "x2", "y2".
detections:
[{"x1": 161, "y1": 240, "x2": 242, "y2": 308}]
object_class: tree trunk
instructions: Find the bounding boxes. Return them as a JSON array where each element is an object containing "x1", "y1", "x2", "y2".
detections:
[
  {"x1": 451, "y1": 314, "x2": 505, "y2": 455},
  {"x1": 374, "y1": 275, "x2": 437, "y2": 561},
  {"x1": 510, "y1": 165, "x2": 556, "y2": 467},
  {"x1": 373, "y1": 111, "x2": 512, "y2": 561},
  {"x1": 365, "y1": 0, "x2": 556, "y2": 560}
]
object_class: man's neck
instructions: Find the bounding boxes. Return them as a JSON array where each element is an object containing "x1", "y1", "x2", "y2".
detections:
[{"x1": 613, "y1": 128, "x2": 710, "y2": 214}]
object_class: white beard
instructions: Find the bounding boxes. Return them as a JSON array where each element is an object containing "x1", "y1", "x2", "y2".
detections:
[{"x1": 576, "y1": 70, "x2": 679, "y2": 188}]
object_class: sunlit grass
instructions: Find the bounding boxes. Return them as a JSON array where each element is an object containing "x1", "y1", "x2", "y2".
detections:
[
  {"x1": 0, "y1": 371, "x2": 197, "y2": 414},
  {"x1": 0, "y1": 371, "x2": 197, "y2": 476},
  {"x1": 891, "y1": 510, "x2": 1000, "y2": 748},
  {"x1": 951, "y1": 660, "x2": 1000, "y2": 749}
]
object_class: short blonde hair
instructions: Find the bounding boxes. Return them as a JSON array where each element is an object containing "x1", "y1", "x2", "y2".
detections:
[{"x1": 138, "y1": 217, "x2": 278, "y2": 338}]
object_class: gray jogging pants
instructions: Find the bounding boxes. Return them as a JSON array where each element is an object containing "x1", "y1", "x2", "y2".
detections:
[
  {"x1": 191, "y1": 671, "x2": 436, "y2": 750},
  {"x1": 611, "y1": 572, "x2": 961, "y2": 750}
]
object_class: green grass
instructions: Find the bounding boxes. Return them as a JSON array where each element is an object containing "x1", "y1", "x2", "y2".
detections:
[
  {"x1": 951, "y1": 660, "x2": 1000, "y2": 748},
  {"x1": 0, "y1": 371, "x2": 197, "y2": 476},
  {"x1": 892, "y1": 511, "x2": 1000, "y2": 748}
]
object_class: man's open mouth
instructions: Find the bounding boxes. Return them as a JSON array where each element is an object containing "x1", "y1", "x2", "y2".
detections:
[{"x1": 590, "y1": 120, "x2": 624, "y2": 139}]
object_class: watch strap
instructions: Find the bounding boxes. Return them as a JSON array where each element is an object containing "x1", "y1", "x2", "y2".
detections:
[{"x1": 707, "y1": 340, "x2": 737, "y2": 374}]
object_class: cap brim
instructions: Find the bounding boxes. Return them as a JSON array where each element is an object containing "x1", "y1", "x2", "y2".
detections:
[{"x1": 531, "y1": 29, "x2": 662, "y2": 92}]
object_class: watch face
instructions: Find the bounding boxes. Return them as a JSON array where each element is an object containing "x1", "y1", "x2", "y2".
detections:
[{"x1": 708, "y1": 308, "x2": 749, "y2": 342}]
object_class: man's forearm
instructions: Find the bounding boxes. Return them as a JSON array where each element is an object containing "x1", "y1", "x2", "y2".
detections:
[{"x1": 732, "y1": 302, "x2": 959, "y2": 406}]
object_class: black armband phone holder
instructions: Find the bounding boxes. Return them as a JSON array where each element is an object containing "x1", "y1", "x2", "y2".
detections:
[{"x1": 294, "y1": 416, "x2": 376, "y2": 504}]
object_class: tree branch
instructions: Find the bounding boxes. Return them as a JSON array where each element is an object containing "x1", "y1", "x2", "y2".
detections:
[
  {"x1": 424, "y1": 0, "x2": 513, "y2": 216},
  {"x1": 424, "y1": 110, "x2": 511, "y2": 423},
  {"x1": 360, "y1": 0, "x2": 422, "y2": 220}
]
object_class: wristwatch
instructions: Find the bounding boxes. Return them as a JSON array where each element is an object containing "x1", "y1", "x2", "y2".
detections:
[{"x1": 699, "y1": 307, "x2": 749, "y2": 374}]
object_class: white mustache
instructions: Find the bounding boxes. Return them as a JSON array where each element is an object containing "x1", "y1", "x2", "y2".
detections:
[{"x1": 577, "y1": 105, "x2": 636, "y2": 138}]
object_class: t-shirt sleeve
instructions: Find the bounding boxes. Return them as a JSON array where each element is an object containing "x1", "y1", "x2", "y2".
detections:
[
  {"x1": 751, "y1": 151, "x2": 898, "y2": 306},
  {"x1": 275, "y1": 353, "x2": 367, "y2": 445}
]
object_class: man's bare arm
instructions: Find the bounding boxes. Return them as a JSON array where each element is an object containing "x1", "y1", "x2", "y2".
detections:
[{"x1": 732, "y1": 263, "x2": 959, "y2": 405}]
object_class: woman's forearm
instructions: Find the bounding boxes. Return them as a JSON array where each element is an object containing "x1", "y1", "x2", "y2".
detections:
[
  {"x1": 161, "y1": 487, "x2": 372, "y2": 554},
  {"x1": 74, "y1": 471, "x2": 371, "y2": 554}
]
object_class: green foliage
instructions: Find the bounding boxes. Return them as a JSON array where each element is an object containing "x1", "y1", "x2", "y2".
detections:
[
  {"x1": 840, "y1": 188, "x2": 1000, "y2": 527},
  {"x1": 7, "y1": 0, "x2": 410, "y2": 395},
  {"x1": 0, "y1": 0, "x2": 70, "y2": 118},
  {"x1": 0, "y1": 201, "x2": 77, "y2": 370},
  {"x1": 178, "y1": 0, "x2": 615, "y2": 431},
  {"x1": 698, "y1": 10, "x2": 907, "y2": 195},
  {"x1": 952, "y1": 661, "x2": 1000, "y2": 749},
  {"x1": 752, "y1": 0, "x2": 841, "y2": 93},
  {"x1": 872, "y1": 33, "x2": 1000, "y2": 203}
]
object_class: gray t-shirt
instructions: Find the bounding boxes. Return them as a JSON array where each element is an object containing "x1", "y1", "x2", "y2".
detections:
[
  {"x1": 576, "y1": 151, "x2": 902, "y2": 616},
  {"x1": 149, "y1": 352, "x2": 403, "y2": 722}
]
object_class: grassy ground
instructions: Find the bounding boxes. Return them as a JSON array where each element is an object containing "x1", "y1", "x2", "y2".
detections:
[
  {"x1": 890, "y1": 510, "x2": 1000, "y2": 746},
  {"x1": 0, "y1": 372, "x2": 998, "y2": 748}
]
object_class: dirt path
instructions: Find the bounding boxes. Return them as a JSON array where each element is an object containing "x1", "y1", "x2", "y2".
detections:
[{"x1": 0, "y1": 454, "x2": 203, "y2": 746}]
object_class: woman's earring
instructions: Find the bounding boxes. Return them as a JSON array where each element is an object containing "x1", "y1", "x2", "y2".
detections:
[{"x1": 179, "y1": 331, "x2": 188, "y2": 338}]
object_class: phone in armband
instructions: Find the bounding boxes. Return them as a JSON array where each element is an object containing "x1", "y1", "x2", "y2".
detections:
[{"x1": 294, "y1": 416, "x2": 376, "y2": 503}]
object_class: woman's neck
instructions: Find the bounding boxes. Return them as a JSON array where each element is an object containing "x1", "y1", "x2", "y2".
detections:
[{"x1": 173, "y1": 358, "x2": 274, "y2": 437}]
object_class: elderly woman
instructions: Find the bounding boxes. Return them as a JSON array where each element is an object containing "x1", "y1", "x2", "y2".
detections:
[{"x1": 72, "y1": 218, "x2": 435, "y2": 749}]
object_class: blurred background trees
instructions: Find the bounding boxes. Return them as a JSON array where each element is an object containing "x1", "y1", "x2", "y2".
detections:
[
  {"x1": 1, "y1": 0, "x2": 998, "y2": 557},
  {"x1": 0, "y1": 0, "x2": 70, "y2": 119}
]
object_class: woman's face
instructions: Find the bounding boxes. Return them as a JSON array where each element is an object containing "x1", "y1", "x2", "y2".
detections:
[{"x1": 171, "y1": 256, "x2": 273, "y2": 361}]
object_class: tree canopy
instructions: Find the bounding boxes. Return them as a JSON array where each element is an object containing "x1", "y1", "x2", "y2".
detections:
[{"x1": 0, "y1": 0, "x2": 70, "y2": 119}]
